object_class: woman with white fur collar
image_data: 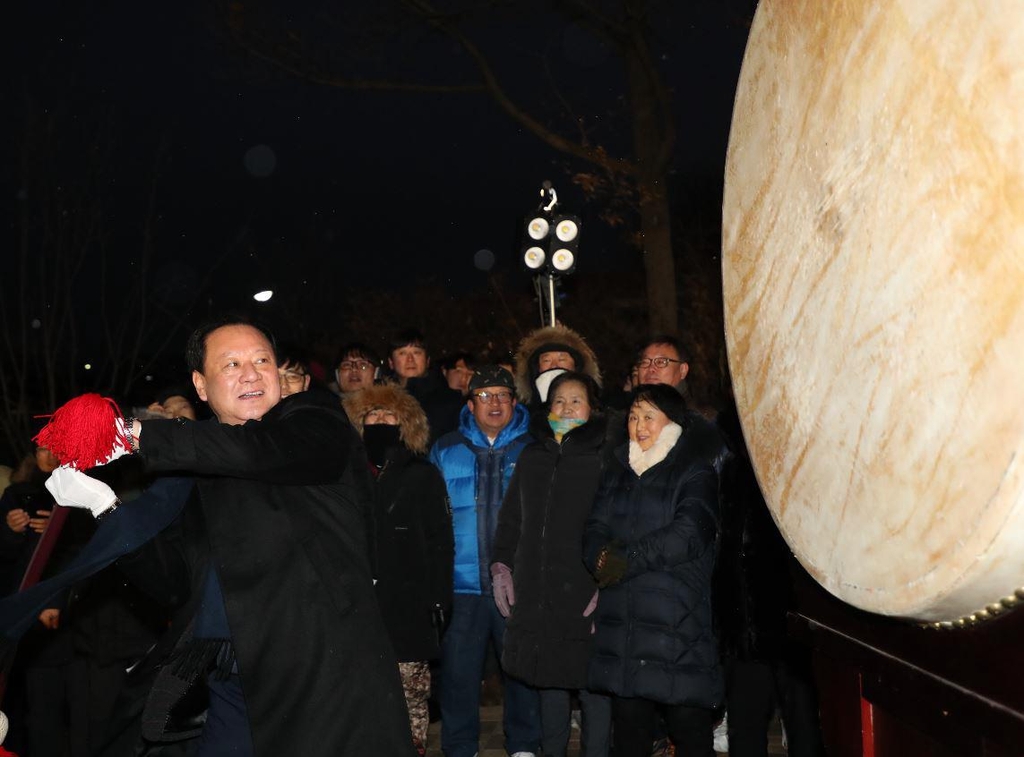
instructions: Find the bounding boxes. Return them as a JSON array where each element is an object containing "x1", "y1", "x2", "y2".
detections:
[{"x1": 583, "y1": 384, "x2": 724, "y2": 757}]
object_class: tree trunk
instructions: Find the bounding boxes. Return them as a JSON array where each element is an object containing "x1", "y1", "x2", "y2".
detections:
[
  {"x1": 637, "y1": 182, "x2": 677, "y2": 333},
  {"x1": 624, "y1": 41, "x2": 678, "y2": 334}
]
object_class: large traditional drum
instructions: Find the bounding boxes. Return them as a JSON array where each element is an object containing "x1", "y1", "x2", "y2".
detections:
[{"x1": 722, "y1": 0, "x2": 1024, "y2": 622}]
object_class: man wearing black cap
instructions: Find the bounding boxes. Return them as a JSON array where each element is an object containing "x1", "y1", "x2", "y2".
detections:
[{"x1": 428, "y1": 366, "x2": 540, "y2": 757}]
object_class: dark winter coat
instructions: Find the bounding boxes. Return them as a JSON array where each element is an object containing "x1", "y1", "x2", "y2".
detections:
[
  {"x1": 493, "y1": 414, "x2": 608, "y2": 689},
  {"x1": 0, "y1": 479, "x2": 96, "y2": 665},
  {"x1": 582, "y1": 430, "x2": 724, "y2": 708},
  {"x1": 0, "y1": 477, "x2": 192, "y2": 647},
  {"x1": 405, "y1": 371, "x2": 465, "y2": 444},
  {"x1": 69, "y1": 567, "x2": 169, "y2": 666},
  {"x1": 126, "y1": 390, "x2": 416, "y2": 757},
  {"x1": 370, "y1": 446, "x2": 454, "y2": 662},
  {"x1": 0, "y1": 477, "x2": 64, "y2": 595},
  {"x1": 342, "y1": 383, "x2": 455, "y2": 663},
  {"x1": 712, "y1": 407, "x2": 796, "y2": 662}
]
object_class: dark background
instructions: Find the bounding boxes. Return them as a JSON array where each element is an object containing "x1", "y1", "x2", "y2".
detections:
[{"x1": 1, "y1": 0, "x2": 753, "y2": 460}]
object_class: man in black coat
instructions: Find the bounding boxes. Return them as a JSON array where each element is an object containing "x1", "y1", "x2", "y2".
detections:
[
  {"x1": 46, "y1": 316, "x2": 416, "y2": 757},
  {"x1": 713, "y1": 407, "x2": 826, "y2": 757},
  {"x1": 387, "y1": 328, "x2": 465, "y2": 445}
]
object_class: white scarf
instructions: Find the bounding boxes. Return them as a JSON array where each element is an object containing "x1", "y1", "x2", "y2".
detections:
[{"x1": 628, "y1": 422, "x2": 682, "y2": 475}]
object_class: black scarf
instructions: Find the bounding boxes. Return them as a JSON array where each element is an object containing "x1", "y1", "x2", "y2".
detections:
[{"x1": 362, "y1": 424, "x2": 402, "y2": 468}]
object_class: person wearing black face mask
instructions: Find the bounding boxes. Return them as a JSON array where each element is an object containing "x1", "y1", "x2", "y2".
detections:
[{"x1": 343, "y1": 384, "x2": 454, "y2": 757}]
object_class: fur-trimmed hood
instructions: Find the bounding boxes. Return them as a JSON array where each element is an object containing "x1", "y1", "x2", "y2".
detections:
[
  {"x1": 513, "y1": 324, "x2": 602, "y2": 406},
  {"x1": 342, "y1": 383, "x2": 431, "y2": 455}
]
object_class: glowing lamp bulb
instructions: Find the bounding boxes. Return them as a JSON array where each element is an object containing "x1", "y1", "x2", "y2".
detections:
[
  {"x1": 253, "y1": 290, "x2": 274, "y2": 302},
  {"x1": 555, "y1": 219, "x2": 578, "y2": 242},
  {"x1": 527, "y1": 217, "x2": 550, "y2": 240},
  {"x1": 523, "y1": 247, "x2": 546, "y2": 269},
  {"x1": 551, "y1": 249, "x2": 575, "y2": 272}
]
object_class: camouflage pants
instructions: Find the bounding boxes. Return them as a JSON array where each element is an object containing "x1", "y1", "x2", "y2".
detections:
[{"x1": 399, "y1": 660, "x2": 431, "y2": 750}]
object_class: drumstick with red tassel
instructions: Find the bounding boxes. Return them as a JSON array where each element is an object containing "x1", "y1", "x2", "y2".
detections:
[{"x1": 32, "y1": 393, "x2": 134, "y2": 471}]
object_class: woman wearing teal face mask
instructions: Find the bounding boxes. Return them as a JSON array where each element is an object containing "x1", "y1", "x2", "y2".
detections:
[{"x1": 492, "y1": 371, "x2": 612, "y2": 757}]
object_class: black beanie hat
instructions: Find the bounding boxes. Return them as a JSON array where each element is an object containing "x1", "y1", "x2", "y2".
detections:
[{"x1": 469, "y1": 365, "x2": 516, "y2": 394}]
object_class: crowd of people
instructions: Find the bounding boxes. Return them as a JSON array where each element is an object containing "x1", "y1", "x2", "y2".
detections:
[{"x1": 0, "y1": 315, "x2": 826, "y2": 757}]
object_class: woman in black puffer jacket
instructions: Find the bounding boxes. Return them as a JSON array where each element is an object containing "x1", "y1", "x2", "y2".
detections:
[
  {"x1": 491, "y1": 371, "x2": 612, "y2": 757},
  {"x1": 583, "y1": 383, "x2": 725, "y2": 757}
]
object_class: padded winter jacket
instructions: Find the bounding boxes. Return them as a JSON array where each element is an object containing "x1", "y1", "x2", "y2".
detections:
[
  {"x1": 583, "y1": 431, "x2": 724, "y2": 707},
  {"x1": 493, "y1": 414, "x2": 608, "y2": 689},
  {"x1": 429, "y1": 403, "x2": 531, "y2": 595}
]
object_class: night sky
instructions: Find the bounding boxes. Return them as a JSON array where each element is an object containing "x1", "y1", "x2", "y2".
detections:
[{"x1": 3, "y1": 0, "x2": 750, "y2": 408}]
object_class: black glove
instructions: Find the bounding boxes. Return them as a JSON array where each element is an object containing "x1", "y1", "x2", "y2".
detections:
[{"x1": 594, "y1": 542, "x2": 627, "y2": 588}]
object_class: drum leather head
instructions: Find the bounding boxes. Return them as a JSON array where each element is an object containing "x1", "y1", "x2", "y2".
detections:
[{"x1": 723, "y1": 0, "x2": 1024, "y2": 621}]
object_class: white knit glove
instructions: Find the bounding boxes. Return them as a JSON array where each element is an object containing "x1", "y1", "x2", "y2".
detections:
[
  {"x1": 101, "y1": 416, "x2": 134, "y2": 465},
  {"x1": 45, "y1": 466, "x2": 119, "y2": 519}
]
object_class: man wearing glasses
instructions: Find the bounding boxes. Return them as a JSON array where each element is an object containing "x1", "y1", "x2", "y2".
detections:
[
  {"x1": 277, "y1": 346, "x2": 313, "y2": 398},
  {"x1": 333, "y1": 342, "x2": 381, "y2": 396},
  {"x1": 428, "y1": 365, "x2": 540, "y2": 757},
  {"x1": 636, "y1": 335, "x2": 691, "y2": 393}
]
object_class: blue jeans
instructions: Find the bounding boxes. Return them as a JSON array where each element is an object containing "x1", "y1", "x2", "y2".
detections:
[{"x1": 440, "y1": 593, "x2": 541, "y2": 757}]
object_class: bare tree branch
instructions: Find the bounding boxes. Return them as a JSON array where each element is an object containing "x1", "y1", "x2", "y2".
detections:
[
  {"x1": 226, "y1": 4, "x2": 487, "y2": 94},
  {"x1": 401, "y1": 0, "x2": 638, "y2": 176},
  {"x1": 554, "y1": 0, "x2": 630, "y2": 47}
]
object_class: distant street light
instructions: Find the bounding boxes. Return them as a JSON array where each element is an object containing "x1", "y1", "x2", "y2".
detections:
[
  {"x1": 520, "y1": 181, "x2": 581, "y2": 326},
  {"x1": 253, "y1": 290, "x2": 274, "y2": 302}
]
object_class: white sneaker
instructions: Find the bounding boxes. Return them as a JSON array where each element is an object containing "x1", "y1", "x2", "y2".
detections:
[
  {"x1": 713, "y1": 711, "x2": 729, "y2": 753},
  {"x1": 510, "y1": 753, "x2": 537, "y2": 757}
]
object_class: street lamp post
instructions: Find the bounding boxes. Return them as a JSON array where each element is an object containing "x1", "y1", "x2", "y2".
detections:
[{"x1": 520, "y1": 181, "x2": 581, "y2": 327}]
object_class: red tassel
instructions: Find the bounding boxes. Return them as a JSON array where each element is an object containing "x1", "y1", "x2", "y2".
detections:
[{"x1": 33, "y1": 394, "x2": 130, "y2": 471}]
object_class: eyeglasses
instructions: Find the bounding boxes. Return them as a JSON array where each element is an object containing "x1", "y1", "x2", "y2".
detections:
[
  {"x1": 279, "y1": 371, "x2": 307, "y2": 385},
  {"x1": 637, "y1": 357, "x2": 684, "y2": 370},
  {"x1": 340, "y1": 361, "x2": 375, "y2": 372},
  {"x1": 472, "y1": 390, "x2": 513, "y2": 404}
]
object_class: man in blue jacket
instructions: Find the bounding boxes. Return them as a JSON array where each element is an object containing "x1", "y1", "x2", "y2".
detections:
[{"x1": 429, "y1": 365, "x2": 539, "y2": 757}]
